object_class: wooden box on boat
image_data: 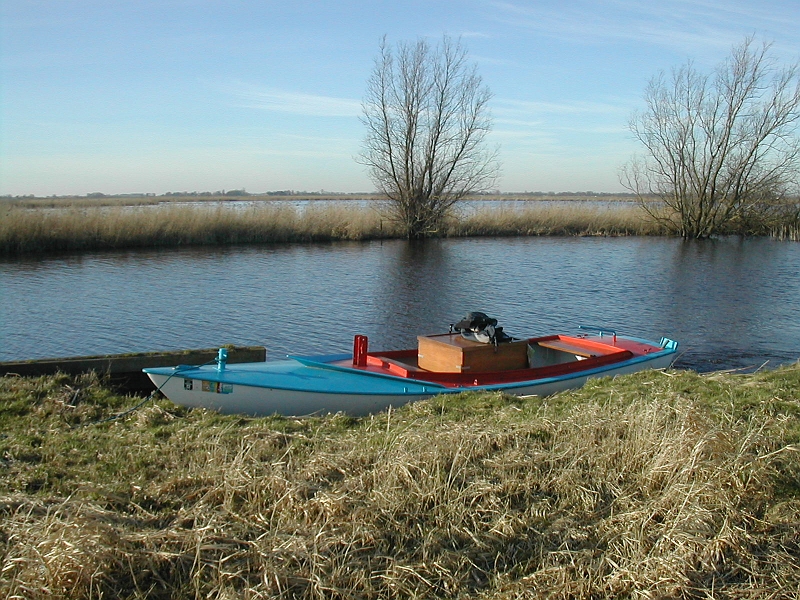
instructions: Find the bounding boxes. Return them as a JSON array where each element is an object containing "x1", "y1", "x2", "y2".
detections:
[{"x1": 417, "y1": 333, "x2": 529, "y2": 373}]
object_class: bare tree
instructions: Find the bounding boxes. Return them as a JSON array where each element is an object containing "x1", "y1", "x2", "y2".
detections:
[
  {"x1": 359, "y1": 35, "x2": 499, "y2": 239},
  {"x1": 622, "y1": 37, "x2": 800, "y2": 239}
]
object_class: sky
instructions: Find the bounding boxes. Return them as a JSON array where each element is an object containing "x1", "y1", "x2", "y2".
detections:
[{"x1": 1, "y1": 0, "x2": 799, "y2": 197}]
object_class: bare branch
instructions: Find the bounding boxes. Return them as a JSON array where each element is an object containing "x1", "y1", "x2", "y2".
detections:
[
  {"x1": 623, "y1": 37, "x2": 800, "y2": 238},
  {"x1": 359, "y1": 35, "x2": 499, "y2": 239}
]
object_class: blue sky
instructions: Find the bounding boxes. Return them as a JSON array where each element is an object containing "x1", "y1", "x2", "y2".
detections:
[{"x1": 2, "y1": 0, "x2": 798, "y2": 196}]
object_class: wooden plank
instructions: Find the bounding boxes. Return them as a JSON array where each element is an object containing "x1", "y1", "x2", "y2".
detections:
[
  {"x1": 0, "y1": 346, "x2": 266, "y2": 376},
  {"x1": 535, "y1": 339, "x2": 597, "y2": 358},
  {"x1": 0, "y1": 346, "x2": 267, "y2": 392}
]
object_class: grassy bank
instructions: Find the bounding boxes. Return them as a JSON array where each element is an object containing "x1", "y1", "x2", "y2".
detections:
[
  {"x1": 2, "y1": 365, "x2": 799, "y2": 598},
  {"x1": 0, "y1": 203, "x2": 393, "y2": 255},
  {"x1": 0, "y1": 201, "x2": 661, "y2": 256}
]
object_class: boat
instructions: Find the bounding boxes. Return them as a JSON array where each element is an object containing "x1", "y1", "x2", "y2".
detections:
[{"x1": 144, "y1": 321, "x2": 678, "y2": 417}]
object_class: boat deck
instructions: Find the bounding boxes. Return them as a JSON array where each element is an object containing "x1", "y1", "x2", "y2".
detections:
[{"x1": 331, "y1": 334, "x2": 648, "y2": 387}]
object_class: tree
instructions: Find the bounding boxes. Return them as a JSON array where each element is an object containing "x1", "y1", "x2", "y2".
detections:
[
  {"x1": 622, "y1": 38, "x2": 800, "y2": 239},
  {"x1": 359, "y1": 35, "x2": 499, "y2": 239}
]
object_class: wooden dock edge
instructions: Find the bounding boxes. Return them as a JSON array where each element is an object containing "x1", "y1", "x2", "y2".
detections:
[{"x1": 0, "y1": 346, "x2": 267, "y2": 393}]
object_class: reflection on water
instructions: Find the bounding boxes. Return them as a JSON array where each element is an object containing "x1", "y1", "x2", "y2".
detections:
[
  {"x1": 661, "y1": 238, "x2": 800, "y2": 370},
  {"x1": 1, "y1": 237, "x2": 798, "y2": 372}
]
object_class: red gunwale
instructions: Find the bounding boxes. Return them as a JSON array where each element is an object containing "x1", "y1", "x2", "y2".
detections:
[{"x1": 334, "y1": 335, "x2": 648, "y2": 388}]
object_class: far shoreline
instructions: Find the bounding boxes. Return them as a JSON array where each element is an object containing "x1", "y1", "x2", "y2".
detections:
[
  {"x1": 0, "y1": 190, "x2": 642, "y2": 208},
  {"x1": 1, "y1": 193, "x2": 798, "y2": 256}
]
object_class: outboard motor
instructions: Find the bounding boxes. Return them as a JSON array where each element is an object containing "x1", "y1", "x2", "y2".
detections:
[{"x1": 451, "y1": 312, "x2": 513, "y2": 346}]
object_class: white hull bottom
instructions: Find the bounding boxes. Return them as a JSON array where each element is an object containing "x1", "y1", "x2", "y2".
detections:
[{"x1": 147, "y1": 353, "x2": 675, "y2": 417}]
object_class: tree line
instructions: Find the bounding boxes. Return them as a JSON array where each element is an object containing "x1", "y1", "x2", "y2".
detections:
[{"x1": 364, "y1": 35, "x2": 800, "y2": 240}]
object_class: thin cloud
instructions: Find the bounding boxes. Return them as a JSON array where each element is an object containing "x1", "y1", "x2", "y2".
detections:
[
  {"x1": 227, "y1": 83, "x2": 361, "y2": 117},
  {"x1": 495, "y1": 98, "x2": 626, "y2": 117},
  {"x1": 487, "y1": 0, "x2": 798, "y2": 57},
  {"x1": 472, "y1": 53, "x2": 516, "y2": 67},
  {"x1": 491, "y1": 97, "x2": 631, "y2": 150},
  {"x1": 459, "y1": 31, "x2": 491, "y2": 39}
]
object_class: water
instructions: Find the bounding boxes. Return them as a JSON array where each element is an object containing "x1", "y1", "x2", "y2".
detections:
[
  {"x1": 29, "y1": 197, "x2": 630, "y2": 216},
  {"x1": 1, "y1": 237, "x2": 798, "y2": 372}
]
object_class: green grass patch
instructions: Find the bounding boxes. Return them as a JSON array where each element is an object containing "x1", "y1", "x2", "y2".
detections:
[{"x1": 1, "y1": 364, "x2": 799, "y2": 598}]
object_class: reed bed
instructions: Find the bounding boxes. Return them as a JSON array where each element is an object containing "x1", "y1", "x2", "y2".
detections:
[
  {"x1": 447, "y1": 203, "x2": 665, "y2": 237},
  {"x1": 3, "y1": 195, "x2": 798, "y2": 255},
  {"x1": 0, "y1": 202, "x2": 666, "y2": 256},
  {"x1": 0, "y1": 204, "x2": 396, "y2": 255},
  {"x1": 770, "y1": 211, "x2": 800, "y2": 241},
  {"x1": 1, "y1": 364, "x2": 799, "y2": 599}
]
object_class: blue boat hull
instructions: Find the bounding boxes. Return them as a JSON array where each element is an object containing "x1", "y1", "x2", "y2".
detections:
[{"x1": 145, "y1": 336, "x2": 678, "y2": 416}]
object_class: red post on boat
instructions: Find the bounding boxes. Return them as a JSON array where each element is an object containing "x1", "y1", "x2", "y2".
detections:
[{"x1": 353, "y1": 335, "x2": 368, "y2": 366}]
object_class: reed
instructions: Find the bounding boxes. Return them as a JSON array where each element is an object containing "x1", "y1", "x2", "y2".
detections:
[
  {"x1": 447, "y1": 202, "x2": 666, "y2": 236},
  {"x1": 3, "y1": 198, "x2": 798, "y2": 256},
  {"x1": 0, "y1": 202, "x2": 660, "y2": 256},
  {"x1": 1, "y1": 364, "x2": 798, "y2": 599},
  {"x1": 770, "y1": 210, "x2": 800, "y2": 241},
  {"x1": 0, "y1": 204, "x2": 396, "y2": 255}
]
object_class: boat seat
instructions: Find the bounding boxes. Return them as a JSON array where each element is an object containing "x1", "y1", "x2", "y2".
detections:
[
  {"x1": 365, "y1": 354, "x2": 419, "y2": 377},
  {"x1": 534, "y1": 339, "x2": 598, "y2": 358}
]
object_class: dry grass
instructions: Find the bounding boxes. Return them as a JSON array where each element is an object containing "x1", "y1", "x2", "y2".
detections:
[
  {"x1": 0, "y1": 201, "x2": 664, "y2": 256},
  {"x1": 1, "y1": 364, "x2": 799, "y2": 599},
  {"x1": 0, "y1": 204, "x2": 396, "y2": 254},
  {"x1": 3, "y1": 194, "x2": 797, "y2": 255},
  {"x1": 447, "y1": 203, "x2": 665, "y2": 237}
]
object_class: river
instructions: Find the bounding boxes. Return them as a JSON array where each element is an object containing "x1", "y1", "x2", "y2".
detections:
[{"x1": 1, "y1": 236, "x2": 798, "y2": 372}]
